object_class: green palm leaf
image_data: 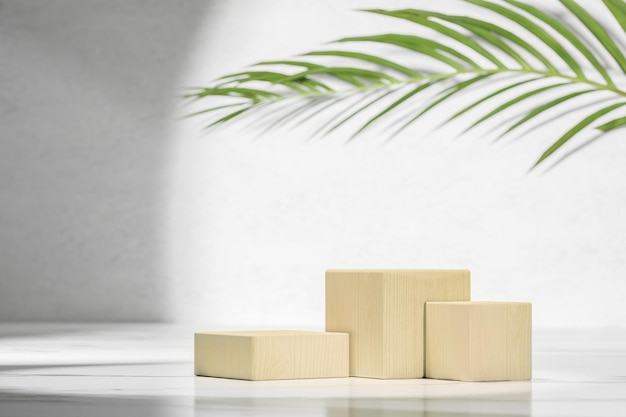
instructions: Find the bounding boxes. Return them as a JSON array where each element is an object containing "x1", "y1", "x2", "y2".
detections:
[
  {"x1": 597, "y1": 115, "x2": 626, "y2": 131},
  {"x1": 561, "y1": 0, "x2": 626, "y2": 73},
  {"x1": 534, "y1": 102, "x2": 626, "y2": 166},
  {"x1": 468, "y1": 82, "x2": 573, "y2": 130},
  {"x1": 503, "y1": 0, "x2": 615, "y2": 86},
  {"x1": 185, "y1": 0, "x2": 626, "y2": 168}
]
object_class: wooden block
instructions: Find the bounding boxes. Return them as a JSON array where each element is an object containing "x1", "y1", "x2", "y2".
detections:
[
  {"x1": 425, "y1": 301, "x2": 532, "y2": 382},
  {"x1": 194, "y1": 330, "x2": 349, "y2": 380},
  {"x1": 325, "y1": 269, "x2": 470, "y2": 379}
]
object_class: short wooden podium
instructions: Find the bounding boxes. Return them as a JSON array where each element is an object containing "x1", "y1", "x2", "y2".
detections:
[{"x1": 194, "y1": 330, "x2": 348, "y2": 380}]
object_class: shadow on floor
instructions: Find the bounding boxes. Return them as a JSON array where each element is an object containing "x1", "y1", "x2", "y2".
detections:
[
  {"x1": 0, "y1": 393, "x2": 184, "y2": 417},
  {"x1": 0, "y1": 393, "x2": 531, "y2": 417},
  {"x1": 0, "y1": 361, "x2": 185, "y2": 373}
]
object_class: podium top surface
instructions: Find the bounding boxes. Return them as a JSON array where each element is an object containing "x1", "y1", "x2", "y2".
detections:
[
  {"x1": 195, "y1": 330, "x2": 345, "y2": 337},
  {"x1": 326, "y1": 269, "x2": 470, "y2": 273}
]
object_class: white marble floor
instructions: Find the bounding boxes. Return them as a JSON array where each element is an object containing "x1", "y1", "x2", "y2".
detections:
[{"x1": 0, "y1": 324, "x2": 625, "y2": 417}]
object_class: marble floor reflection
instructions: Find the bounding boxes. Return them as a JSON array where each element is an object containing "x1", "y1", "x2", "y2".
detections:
[{"x1": 0, "y1": 324, "x2": 625, "y2": 416}]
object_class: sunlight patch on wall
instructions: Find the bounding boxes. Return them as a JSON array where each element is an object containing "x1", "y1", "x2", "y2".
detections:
[{"x1": 164, "y1": 0, "x2": 626, "y2": 328}]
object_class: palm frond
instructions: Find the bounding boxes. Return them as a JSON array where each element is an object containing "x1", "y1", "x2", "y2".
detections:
[{"x1": 185, "y1": 0, "x2": 626, "y2": 168}]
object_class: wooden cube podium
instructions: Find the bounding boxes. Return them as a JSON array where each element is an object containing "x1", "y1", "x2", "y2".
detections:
[
  {"x1": 194, "y1": 330, "x2": 349, "y2": 380},
  {"x1": 425, "y1": 302, "x2": 532, "y2": 382},
  {"x1": 325, "y1": 269, "x2": 470, "y2": 379}
]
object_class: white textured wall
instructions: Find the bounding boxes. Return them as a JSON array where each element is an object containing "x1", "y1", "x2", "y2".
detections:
[
  {"x1": 168, "y1": 0, "x2": 626, "y2": 329},
  {"x1": 2, "y1": 0, "x2": 625, "y2": 327}
]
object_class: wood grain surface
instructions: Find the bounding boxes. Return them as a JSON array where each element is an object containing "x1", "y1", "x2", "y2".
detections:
[
  {"x1": 326, "y1": 269, "x2": 470, "y2": 378},
  {"x1": 425, "y1": 301, "x2": 532, "y2": 382},
  {"x1": 194, "y1": 330, "x2": 349, "y2": 380}
]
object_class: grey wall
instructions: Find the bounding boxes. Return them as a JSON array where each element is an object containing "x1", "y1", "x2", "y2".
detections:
[{"x1": 0, "y1": 0, "x2": 207, "y2": 321}]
